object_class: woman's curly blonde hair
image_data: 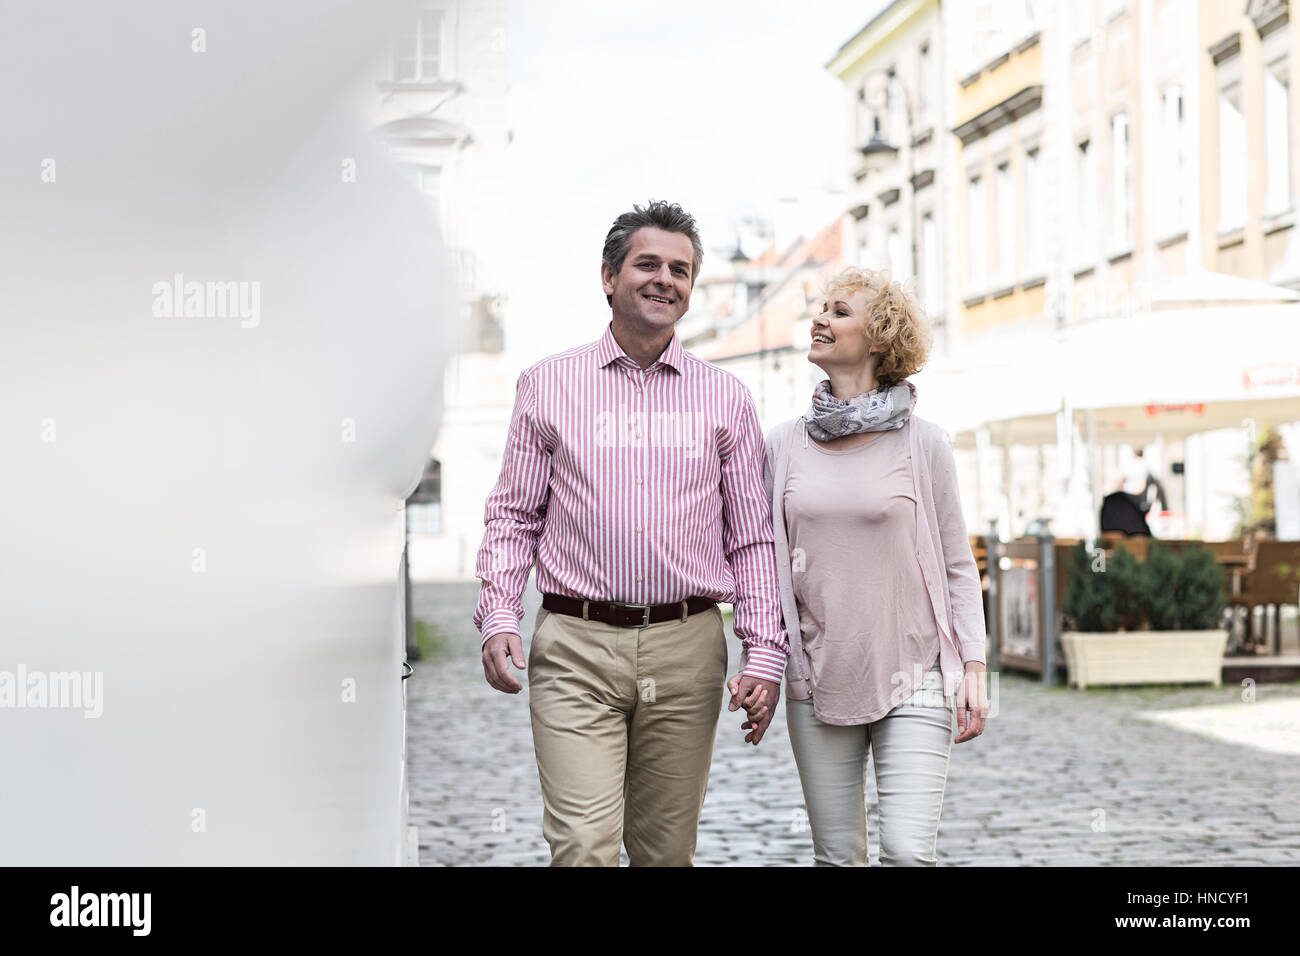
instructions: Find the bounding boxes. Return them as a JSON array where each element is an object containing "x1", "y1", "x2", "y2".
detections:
[{"x1": 822, "y1": 266, "x2": 932, "y2": 387}]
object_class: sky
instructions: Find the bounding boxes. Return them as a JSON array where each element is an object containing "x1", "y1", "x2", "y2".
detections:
[{"x1": 502, "y1": 0, "x2": 887, "y2": 360}]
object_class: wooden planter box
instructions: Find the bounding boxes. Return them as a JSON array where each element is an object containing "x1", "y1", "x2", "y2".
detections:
[{"x1": 1060, "y1": 630, "x2": 1229, "y2": 688}]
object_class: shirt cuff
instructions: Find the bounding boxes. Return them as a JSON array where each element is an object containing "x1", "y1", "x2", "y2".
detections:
[
  {"x1": 478, "y1": 610, "x2": 522, "y2": 647},
  {"x1": 959, "y1": 639, "x2": 988, "y2": 666},
  {"x1": 741, "y1": 645, "x2": 787, "y2": 683}
]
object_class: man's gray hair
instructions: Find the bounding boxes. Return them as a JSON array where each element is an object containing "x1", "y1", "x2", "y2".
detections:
[{"x1": 602, "y1": 200, "x2": 704, "y2": 305}]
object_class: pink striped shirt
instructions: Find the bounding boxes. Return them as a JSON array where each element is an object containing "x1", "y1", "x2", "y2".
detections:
[{"x1": 473, "y1": 322, "x2": 789, "y2": 681}]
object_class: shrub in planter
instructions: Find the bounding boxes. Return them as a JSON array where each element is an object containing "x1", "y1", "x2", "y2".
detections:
[
  {"x1": 1060, "y1": 540, "x2": 1230, "y2": 687},
  {"x1": 1062, "y1": 541, "x2": 1146, "y2": 631},
  {"x1": 1145, "y1": 541, "x2": 1226, "y2": 631},
  {"x1": 1064, "y1": 541, "x2": 1226, "y2": 631},
  {"x1": 1062, "y1": 541, "x2": 1116, "y2": 632},
  {"x1": 1109, "y1": 545, "x2": 1147, "y2": 631}
]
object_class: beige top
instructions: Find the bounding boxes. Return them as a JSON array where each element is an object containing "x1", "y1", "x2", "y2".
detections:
[
  {"x1": 761, "y1": 414, "x2": 988, "y2": 709},
  {"x1": 783, "y1": 421, "x2": 941, "y2": 724}
]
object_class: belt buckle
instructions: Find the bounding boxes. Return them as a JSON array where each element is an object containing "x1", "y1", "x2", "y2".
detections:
[{"x1": 624, "y1": 604, "x2": 651, "y2": 627}]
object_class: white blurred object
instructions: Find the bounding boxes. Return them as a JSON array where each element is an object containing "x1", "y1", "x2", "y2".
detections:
[
  {"x1": 1147, "y1": 511, "x2": 1188, "y2": 540},
  {"x1": 1276, "y1": 461, "x2": 1300, "y2": 541},
  {"x1": 1119, "y1": 448, "x2": 1149, "y2": 495},
  {"x1": 0, "y1": 0, "x2": 450, "y2": 864}
]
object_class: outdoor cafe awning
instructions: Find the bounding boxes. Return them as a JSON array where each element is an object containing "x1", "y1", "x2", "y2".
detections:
[{"x1": 916, "y1": 278, "x2": 1300, "y2": 450}]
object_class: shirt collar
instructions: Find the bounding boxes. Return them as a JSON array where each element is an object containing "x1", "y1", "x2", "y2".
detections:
[{"x1": 595, "y1": 322, "x2": 684, "y2": 374}]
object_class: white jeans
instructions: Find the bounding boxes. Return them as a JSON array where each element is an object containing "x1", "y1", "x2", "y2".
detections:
[{"x1": 786, "y1": 664, "x2": 954, "y2": 866}]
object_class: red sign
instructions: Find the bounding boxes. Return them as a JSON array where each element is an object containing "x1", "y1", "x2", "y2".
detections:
[
  {"x1": 1242, "y1": 364, "x2": 1300, "y2": 389},
  {"x1": 1144, "y1": 403, "x2": 1206, "y2": 416}
]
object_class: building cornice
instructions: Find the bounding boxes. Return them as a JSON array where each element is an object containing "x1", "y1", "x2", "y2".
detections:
[
  {"x1": 826, "y1": 0, "x2": 937, "y2": 78},
  {"x1": 1208, "y1": 32, "x2": 1241, "y2": 65},
  {"x1": 952, "y1": 85, "x2": 1043, "y2": 145},
  {"x1": 1247, "y1": 0, "x2": 1290, "y2": 38}
]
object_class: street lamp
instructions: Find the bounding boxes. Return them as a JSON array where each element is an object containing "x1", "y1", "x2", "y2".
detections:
[
  {"x1": 857, "y1": 71, "x2": 919, "y2": 280},
  {"x1": 859, "y1": 131, "x2": 899, "y2": 164}
]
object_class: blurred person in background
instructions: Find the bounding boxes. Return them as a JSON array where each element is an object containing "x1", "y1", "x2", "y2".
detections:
[
  {"x1": 1117, "y1": 445, "x2": 1167, "y2": 516},
  {"x1": 742, "y1": 266, "x2": 989, "y2": 866}
]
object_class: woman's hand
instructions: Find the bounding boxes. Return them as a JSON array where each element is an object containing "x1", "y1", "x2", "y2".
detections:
[
  {"x1": 727, "y1": 674, "x2": 781, "y2": 746},
  {"x1": 953, "y1": 661, "x2": 988, "y2": 743}
]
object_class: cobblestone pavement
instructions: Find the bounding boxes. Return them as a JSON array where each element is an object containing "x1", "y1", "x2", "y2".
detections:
[{"x1": 407, "y1": 580, "x2": 1300, "y2": 866}]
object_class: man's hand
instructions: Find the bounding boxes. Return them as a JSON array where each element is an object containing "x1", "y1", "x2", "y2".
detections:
[
  {"x1": 482, "y1": 631, "x2": 526, "y2": 694},
  {"x1": 953, "y1": 661, "x2": 988, "y2": 743},
  {"x1": 726, "y1": 674, "x2": 781, "y2": 746}
]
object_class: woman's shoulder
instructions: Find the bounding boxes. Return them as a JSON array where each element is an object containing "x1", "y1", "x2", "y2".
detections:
[
  {"x1": 908, "y1": 415, "x2": 954, "y2": 449},
  {"x1": 765, "y1": 416, "x2": 803, "y2": 450}
]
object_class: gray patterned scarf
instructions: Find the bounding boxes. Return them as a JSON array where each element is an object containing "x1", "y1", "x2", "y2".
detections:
[{"x1": 803, "y1": 379, "x2": 916, "y2": 442}]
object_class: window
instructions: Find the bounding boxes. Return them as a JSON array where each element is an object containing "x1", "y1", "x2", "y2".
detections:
[
  {"x1": 995, "y1": 161, "x2": 1015, "y2": 287},
  {"x1": 1024, "y1": 147, "x2": 1044, "y2": 276},
  {"x1": 1074, "y1": 0, "x2": 1093, "y2": 43},
  {"x1": 1076, "y1": 141, "x2": 1096, "y2": 266},
  {"x1": 1111, "y1": 113, "x2": 1132, "y2": 249},
  {"x1": 406, "y1": 503, "x2": 442, "y2": 534},
  {"x1": 1159, "y1": 87, "x2": 1186, "y2": 235},
  {"x1": 886, "y1": 69, "x2": 905, "y2": 144},
  {"x1": 969, "y1": 2, "x2": 994, "y2": 76},
  {"x1": 968, "y1": 174, "x2": 986, "y2": 293},
  {"x1": 922, "y1": 211, "x2": 940, "y2": 311},
  {"x1": 394, "y1": 4, "x2": 444, "y2": 82},
  {"x1": 406, "y1": 459, "x2": 442, "y2": 534},
  {"x1": 857, "y1": 87, "x2": 873, "y2": 149},
  {"x1": 857, "y1": 237, "x2": 874, "y2": 269},
  {"x1": 1218, "y1": 84, "x2": 1248, "y2": 230},
  {"x1": 887, "y1": 226, "x2": 908, "y2": 278},
  {"x1": 1265, "y1": 65, "x2": 1292, "y2": 215},
  {"x1": 918, "y1": 42, "x2": 932, "y2": 129},
  {"x1": 418, "y1": 166, "x2": 443, "y2": 223}
]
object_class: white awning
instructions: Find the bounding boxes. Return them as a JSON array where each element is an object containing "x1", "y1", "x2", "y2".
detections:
[{"x1": 917, "y1": 297, "x2": 1300, "y2": 448}]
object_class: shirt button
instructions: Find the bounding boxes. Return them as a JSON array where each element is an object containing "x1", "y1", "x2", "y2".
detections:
[
  {"x1": 636, "y1": 525, "x2": 643, "y2": 532},
  {"x1": 636, "y1": 477, "x2": 644, "y2": 485},
  {"x1": 636, "y1": 575, "x2": 644, "y2": 583}
]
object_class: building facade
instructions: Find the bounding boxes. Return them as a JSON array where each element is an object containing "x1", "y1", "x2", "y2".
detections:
[
  {"x1": 375, "y1": 0, "x2": 512, "y2": 579},
  {"x1": 827, "y1": 0, "x2": 954, "y2": 356},
  {"x1": 695, "y1": 216, "x2": 850, "y2": 430},
  {"x1": 828, "y1": 0, "x2": 1300, "y2": 540},
  {"x1": 1203, "y1": 0, "x2": 1300, "y2": 286}
]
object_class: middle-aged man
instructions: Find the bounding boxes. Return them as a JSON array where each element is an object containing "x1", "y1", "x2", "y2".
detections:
[{"x1": 473, "y1": 199, "x2": 789, "y2": 866}]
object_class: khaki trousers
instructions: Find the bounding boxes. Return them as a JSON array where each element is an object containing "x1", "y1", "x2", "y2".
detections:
[{"x1": 526, "y1": 604, "x2": 727, "y2": 866}]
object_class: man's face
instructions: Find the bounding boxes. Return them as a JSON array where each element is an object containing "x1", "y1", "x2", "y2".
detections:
[{"x1": 602, "y1": 227, "x2": 694, "y2": 334}]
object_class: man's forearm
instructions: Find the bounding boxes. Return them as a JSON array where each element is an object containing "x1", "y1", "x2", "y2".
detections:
[
  {"x1": 728, "y1": 541, "x2": 790, "y2": 682},
  {"x1": 472, "y1": 518, "x2": 539, "y2": 644}
]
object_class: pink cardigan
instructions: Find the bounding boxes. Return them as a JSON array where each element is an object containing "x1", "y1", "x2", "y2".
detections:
[{"x1": 756, "y1": 414, "x2": 988, "y2": 701}]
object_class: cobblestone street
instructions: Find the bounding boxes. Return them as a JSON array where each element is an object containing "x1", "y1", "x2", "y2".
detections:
[{"x1": 407, "y1": 580, "x2": 1300, "y2": 866}]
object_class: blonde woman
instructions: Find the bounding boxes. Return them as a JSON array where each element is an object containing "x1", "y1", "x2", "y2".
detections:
[{"x1": 738, "y1": 267, "x2": 989, "y2": 867}]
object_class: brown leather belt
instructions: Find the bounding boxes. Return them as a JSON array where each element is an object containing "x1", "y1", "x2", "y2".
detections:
[{"x1": 542, "y1": 593, "x2": 716, "y2": 628}]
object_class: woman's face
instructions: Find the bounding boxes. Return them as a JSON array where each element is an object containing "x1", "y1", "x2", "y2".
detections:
[{"x1": 808, "y1": 287, "x2": 877, "y2": 373}]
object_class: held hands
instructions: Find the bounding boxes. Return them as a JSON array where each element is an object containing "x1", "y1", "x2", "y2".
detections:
[
  {"x1": 953, "y1": 661, "x2": 988, "y2": 743},
  {"x1": 482, "y1": 631, "x2": 526, "y2": 694},
  {"x1": 726, "y1": 674, "x2": 781, "y2": 746}
]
